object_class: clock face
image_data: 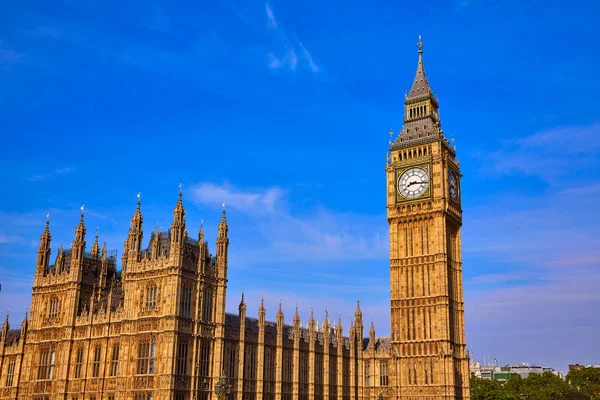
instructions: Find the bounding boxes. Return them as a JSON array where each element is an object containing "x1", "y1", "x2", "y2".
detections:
[
  {"x1": 449, "y1": 171, "x2": 459, "y2": 202},
  {"x1": 398, "y1": 167, "x2": 430, "y2": 199}
]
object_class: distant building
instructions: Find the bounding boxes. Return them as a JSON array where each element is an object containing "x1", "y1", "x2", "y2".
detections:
[
  {"x1": 569, "y1": 364, "x2": 600, "y2": 372},
  {"x1": 470, "y1": 359, "x2": 563, "y2": 381}
]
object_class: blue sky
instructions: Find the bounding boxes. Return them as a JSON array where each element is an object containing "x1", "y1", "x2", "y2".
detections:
[{"x1": 1, "y1": 0, "x2": 599, "y2": 373}]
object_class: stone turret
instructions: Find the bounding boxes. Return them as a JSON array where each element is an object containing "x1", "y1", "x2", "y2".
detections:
[
  {"x1": 70, "y1": 206, "x2": 86, "y2": 272},
  {"x1": 35, "y1": 216, "x2": 51, "y2": 278},
  {"x1": 123, "y1": 196, "x2": 143, "y2": 272}
]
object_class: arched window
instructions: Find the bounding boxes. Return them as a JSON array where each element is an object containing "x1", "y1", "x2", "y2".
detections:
[
  {"x1": 49, "y1": 297, "x2": 59, "y2": 319},
  {"x1": 146, "y1": 283, "x2": 158, "y2": 308},
  {"x1": 38, "y1": 347, "x2": 55, "y2": 380},
  {"x1": 137, "y1": 338, "x2": 156, "y2": 375},
  {"x1": 202, "y1": 290, "x2": 213, "y2": 322},
  {"x1": 181, "y1": 284, "x2": 192, "y2": 318}
]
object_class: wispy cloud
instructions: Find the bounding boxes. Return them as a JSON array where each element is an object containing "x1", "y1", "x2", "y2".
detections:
[
  {"x1": 189, "y1": 181, "x2": 387, "y2": 263},
  {"x1": 190, "y1": 182, "x2": 285, "y2": 216},
  {"x1": 299, "y1": 41, "x2": 319, "y2": 72},
  {"x1": 466, "y1": 122, "x2": 600, "y2": 370},
  {"x1": 265, "y1": 3, "x2": 277, "y2": 29},
  {"x1": 26, "y1": 167, "x2": 74, "y2": 182},
  {"x1": 268, "y1": 48, "x2": 297, "y2": 71},
  {"x1": 483, "y1": 123, "x2": 600, "y2": 183},
  {"x1": 263, "y1": 3, "x2": 318, "y2": 73}
]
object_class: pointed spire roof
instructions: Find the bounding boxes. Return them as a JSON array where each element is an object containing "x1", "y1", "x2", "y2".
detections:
[
  {"x1": 40, "y1": 213, "x2": 51, "y2": 244},
  {"x1": 74, "y1": 205, "x2": 86, "y2": 241},
  {"x1": 406, "y1": 35, "x2": 433, "y2": 102},
  {"x1": 355, "y1": 299, "x2": 362, "y2": 320},
  {"x1": 91, "y1": 227, "x2": 100, "y2": 258},
  {"x1": 131, "y1": 193, "x2": 143, "y2": 226},
  {"x1": 173, "y1": 185, "x2": 185, "y2": 220},
  {"x1": 198, "y1": 219, "x2": 205, "y2": 243},
  {"x1": 101, "y1": 237, "x2": 107, "y2": 260},
  {"x1": 369, "y1": 318, "x2": 375, "y2": 337},
  {"x1": 239, "y1": 291, "x2": 246, "y2": 312},
  {"x1": 294, "y1": 303, "x2": 301, "y2": 327},
  {"x1": 218, "y1": 204, "x2": 228, "y2": 237},
  {"x1": 277, "y1": 298, "x2": 284, "y2": 320},
  {"x1": 259, "y1": 295, "x2": 266, "y2": 316}
]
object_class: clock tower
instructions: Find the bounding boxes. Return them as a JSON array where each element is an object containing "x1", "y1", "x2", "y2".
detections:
[{"x1": 386, "y1": 37, "x2": 470, "y2": 400}]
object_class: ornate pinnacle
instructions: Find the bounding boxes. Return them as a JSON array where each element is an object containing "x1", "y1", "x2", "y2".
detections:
[{"x1": 417, "y1": 35, "x2": 424, "y2": 54}]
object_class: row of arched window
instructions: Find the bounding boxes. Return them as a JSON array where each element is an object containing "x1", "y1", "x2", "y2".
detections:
[
  {"x1": 397, "y1": 145, "x2": 432, "y2": 161},
  {"x1": 408, "y1": 104, "x2": 428, "y2": 120}
]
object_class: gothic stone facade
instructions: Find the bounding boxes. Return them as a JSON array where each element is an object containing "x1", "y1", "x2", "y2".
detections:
[{"x1": 0, "y1": 40, "x2": 469, "y2": 400}]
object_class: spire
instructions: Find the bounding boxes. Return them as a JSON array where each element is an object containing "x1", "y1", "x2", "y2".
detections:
[
  {"x1": 198, "y1": 219, "x2": 205, "y2": 243},
  {"x1": 259, "y1": 295, "x2": 266, "y2": 321},
  {"x1": 406, "y1": 35, "x2": 433, "y2": 101},
  {"x1": 173, "y1": 184, "x2": 185, "y2": 223},
  {"x1": 123, "y1": 194, "x2": 143, "y2": 270},
  {"x1": 355, "y1": 299, "x2": 363, "y2": 321},
  {"x1": 1, "y1": 311, "x2": 8, "y2": 342},
  {"x1": 90, "y1": 227, "x2": 100, "y2": 258},
  {"x1": 74, "y1": 205, "x2": 86, "y2": 244},
  {"x1": 71, "y1": 205, "x2": 87, "y2": 268},
  {"x1": 369, "y1": 318, "x2": 375, "y2": 337},
  {"x1": 21, "y1": 308, "x2": 28, "y2": 335},
  {"x1": 131, "y1": 193, "x2": 143, "y2": 227},
  {"x1": 393, "y1": 35, "x2": 442, "y2": 148},
  {"x1": 294, "y1": 303, "x2": 301, "y2": 328},
  {"x1": 101, "y1": 237, "x2": 107, "y2": 260},
  {"x1": 218, "y1": 203, "x2": 228, "y2": 238},
  {"x1": 36, "y1": 214, "x2": 52, "y2": 274},
  {"x1": 171, "y1": 185, "x2": 186, "y2": 247},
  {"x1": 239, "y1": 291, "x2": 246, "y2": 311}
]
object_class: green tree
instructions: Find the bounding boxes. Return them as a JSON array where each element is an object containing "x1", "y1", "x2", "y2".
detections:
[
  {"x1": 470, "y1": 376, "x2": 503, "y2": 400},
  {"x1": 566, "y1": 367, "x2": 600, "y2": 399}
]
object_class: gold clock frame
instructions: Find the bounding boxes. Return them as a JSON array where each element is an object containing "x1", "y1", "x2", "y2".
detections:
[{"x1": 395, "y1": 163, "x2": 432, "y2": 203}]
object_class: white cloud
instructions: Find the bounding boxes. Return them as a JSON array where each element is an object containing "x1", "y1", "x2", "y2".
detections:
[
  {"x1": 26, "y1": 166, "x2": 74, "y2": 181},
  {"x1": 263, "y1": 3, "x2": 318, "y2": 73},
  {"x1": 299, "y1": 41, "x2": 318, "y2": 72},
  {"x1": 268, "y1": 48, "x2": 297, "y2": 71},
  {"x1": 190, "y1": 182, "x2": 285, "y2": 216},
  {"x1": 265, "y1": 3, "x2": 277, "y2": 29},
  {"x1": 483, "y1": 123, "x2": 600, "y2": 182},
  {"x1": 189, "y1": 182, "x2": 388, "y2": 263}
]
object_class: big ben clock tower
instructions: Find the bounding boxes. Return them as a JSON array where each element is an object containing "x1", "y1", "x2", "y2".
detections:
[{"x1": 387, "y1": 37, "x2": 470, "y2": 400}]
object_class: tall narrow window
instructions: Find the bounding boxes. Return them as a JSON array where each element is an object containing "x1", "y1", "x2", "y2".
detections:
[
  {"x1": 74, "y1": 347, "x2": 84, "y2": 378},
  {"x1": 137, "y1": 338, "x2": 156, "y2": 374},
  {"x1": 202, "y1": 291, "x2": 212, "y2": 322},
  {"x1": 5, "y1": 360, "x2": 15, "y2": 386},
  {"x1": 199, "y1": 342, "x2": 210, "y2": 377},
  {"x1": 379, "y1": 361, "x2": 388, "y2": 387},
  {"x1": 364, "y1": 363, "x2": 370, "y2": 387},
  {"x1": 92, "y1": 345, "x2": 101, "y2": 377},
  {"x1": 176, "y1": 340, "x2": 188, "y2": 375},
  {"x1": 181, "y1": 284, "x2": 192, "y2": 318},
  {"x1": 146, "y1": 284, "x2": 157, "y2": 308},
  {"x1": 37, "y1": 348, "x2": 55, "y2": 380},
  {"x1": 49, "y1": 297, "x2": 59, "y2": 319},
  {"x1": 110, "y1": 344, "x2": 120, "y2": 376}
]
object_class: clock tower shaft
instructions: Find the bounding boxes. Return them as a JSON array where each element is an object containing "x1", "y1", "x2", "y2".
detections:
[{"x1": 386, "y1": 37, "x2": 470, "y2": 400}]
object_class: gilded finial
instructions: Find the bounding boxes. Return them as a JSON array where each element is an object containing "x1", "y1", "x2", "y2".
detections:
[
  {"x1": 95, "y1": 226, "x2": 99, "y2": 236},
  {"x1": 137, "y1": 192, "x2": 141, "y2": 206},
  {"x1": 80, "y1": 204, "x2": 84, "y2": 216},
  {"x1": 178, "y1": 183, "x2": 183, "y2": 195},
  {"x1": 46, "y1": 212, "x2": 50, "y2": 222},
  {"x1": 417, "y1": 35, "x2": 423, "y2": 54},
  {"x1": 451, "y1": 135, "x2": 456, "y2": 150}
]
